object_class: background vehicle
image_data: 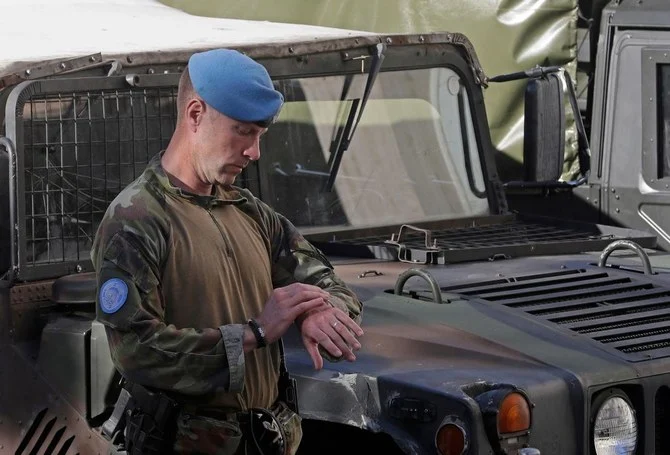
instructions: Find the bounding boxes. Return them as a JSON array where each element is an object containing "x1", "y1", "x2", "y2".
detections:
[
  {"x1": 505, "y1": 0, "x2": 670, "y2": 253},
  {"x1": 162, "y1": 0, "x2": 670, "y2": 253},
  {"x1": 3, "y1": 1, "x2": 670, "y2": 455}
]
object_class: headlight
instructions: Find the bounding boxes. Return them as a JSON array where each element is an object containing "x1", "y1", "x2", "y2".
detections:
[{"x1": 592, "y1": 390, "x2": 637, "y2": 455}]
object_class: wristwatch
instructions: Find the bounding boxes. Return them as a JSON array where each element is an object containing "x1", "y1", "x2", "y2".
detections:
[{"x1": 247, "y1": 318, "x2": 267, "y2": 348}]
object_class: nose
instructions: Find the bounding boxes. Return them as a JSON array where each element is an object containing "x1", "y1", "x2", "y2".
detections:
[{"x1": 243, "y1": 136, "x2": 261, "y2": 161}]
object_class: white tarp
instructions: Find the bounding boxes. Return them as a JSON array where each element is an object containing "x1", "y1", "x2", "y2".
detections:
[{"x1": 0, "y1": 0, "x2": 366, "y2": 75}]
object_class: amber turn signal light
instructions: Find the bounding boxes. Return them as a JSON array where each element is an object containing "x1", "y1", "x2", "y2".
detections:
[
  {"x1": 435, "y1": 422, "x2": 466, "y2": 455},
  {"x1": 498, "y1": 392, "x2": 531, "y2": 434}
]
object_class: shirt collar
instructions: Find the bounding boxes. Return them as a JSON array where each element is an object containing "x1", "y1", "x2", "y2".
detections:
[{"x1": 144, "y1": 152, "x2": 248, "y2": 209}]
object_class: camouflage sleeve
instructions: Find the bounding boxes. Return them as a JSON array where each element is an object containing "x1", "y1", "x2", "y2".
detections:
[
  {"x1": 93, "y1": 200, "x2": 245, "y2": 395},
  {"x1": 249, "y1": 194, "x2": 362, "y2": 323}
]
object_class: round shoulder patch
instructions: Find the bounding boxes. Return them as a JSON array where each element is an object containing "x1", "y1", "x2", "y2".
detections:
[{"x1": 99, "y1": 278, "x2": 129, "y2": 314}]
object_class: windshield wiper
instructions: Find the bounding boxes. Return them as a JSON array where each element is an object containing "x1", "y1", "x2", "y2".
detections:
[{"x1": 323, "y1": 43, "x2": 386, "y2": 192}]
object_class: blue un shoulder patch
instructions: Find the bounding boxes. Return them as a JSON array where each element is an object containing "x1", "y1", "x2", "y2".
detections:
[{"x1": 99, "y1": 278, "x2": 129, "y2": 314}]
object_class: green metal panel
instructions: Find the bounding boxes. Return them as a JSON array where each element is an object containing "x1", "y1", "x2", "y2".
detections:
[{"x1": 160, "y1": 0, "x2": 579, "y2": 180}]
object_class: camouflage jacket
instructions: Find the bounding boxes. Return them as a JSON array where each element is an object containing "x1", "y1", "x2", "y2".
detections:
[{"x1": 91, "y1": 153, "x2": 362, "y2": 406}]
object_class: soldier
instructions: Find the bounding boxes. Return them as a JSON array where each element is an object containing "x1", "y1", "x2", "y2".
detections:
[{"x1": 92, "y1": 48, "x2": 363, "y2": 454}]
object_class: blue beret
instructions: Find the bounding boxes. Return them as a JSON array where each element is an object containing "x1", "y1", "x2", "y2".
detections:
[{"x1": 188, "y1": 49, "x2": 284, "y2": 124}]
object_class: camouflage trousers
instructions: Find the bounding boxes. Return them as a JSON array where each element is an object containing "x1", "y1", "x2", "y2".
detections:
[{"x1": 173, "y1": 402, "x2": 302, "y2": 455}]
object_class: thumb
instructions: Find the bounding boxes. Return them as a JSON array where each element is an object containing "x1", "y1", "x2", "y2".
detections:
[{"x1": 304, "y1": 339, "x2": 324, "y2": 370}]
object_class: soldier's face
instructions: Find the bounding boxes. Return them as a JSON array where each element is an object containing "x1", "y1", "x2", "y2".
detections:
[{"x1": 194, "y1": 107, "x2": 265, "y2": 186}]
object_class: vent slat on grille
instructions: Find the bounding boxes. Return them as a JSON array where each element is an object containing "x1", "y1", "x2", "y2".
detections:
[
  {"x1": 475, "y1": 276, "x2": 631, "y2": 301},
  {"x1": 452, "y1": 268, "x2": 670, "y2": 361},
  {"x1": 502, "y1": 281, "x2": 651, "y2": 308},
  {"x1": 447, "y1": 270, "x2": 604, "y2": 296},
  {"x1": 440, "y1": 269, "x2": 586, "y2": 292},
  {"x1": 564, "y1": 308, "x2": 670, "y2": 332},
  {"x1": 545, "y1": 296, "x2": 670, "y2": 323},
  {"x1": 608, "y1": 332, "x2": 670, "y2": 350},
  {"x1": 525, "y1": 288, "x2": 670, "y2": 314},
  {"x1": 587, "y1": 318, "x2": 670, "y2": 340}
]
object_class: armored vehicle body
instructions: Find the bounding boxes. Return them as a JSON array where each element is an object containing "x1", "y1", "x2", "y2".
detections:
[{"x1": 3, "y1": 1, "x2": 670, "y2": 455}]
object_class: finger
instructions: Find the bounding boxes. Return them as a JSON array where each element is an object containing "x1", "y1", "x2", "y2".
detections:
[
  {"x1": 321, "y1": 326, "x2": 356, "y2": 361},
  {"x1": 285, "y1": 290, "x2": 331, "y2": 308},
  {"x1": 289, "y1": 298, "x2": 329, "y2": 320},
  {"x1": 304, "y1": 339, "x2": 324, "y2": 370},
  {"x1": 285, "y1": 283, "x2": 331, "y2": 298},
  {"x1": 334, "y1": 312, "x2": 364, "y2": 337},
  {"x1": 314, "y1": 330, "x2": 344, "y2": 359},
  {"x1": 332, "y1": 321, "x2": 362, "y2": 351}
]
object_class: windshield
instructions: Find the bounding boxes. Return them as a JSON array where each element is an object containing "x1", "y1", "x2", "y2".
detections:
[{"x1": 255, "y1": 67, "x2": 488, "y2": 231}]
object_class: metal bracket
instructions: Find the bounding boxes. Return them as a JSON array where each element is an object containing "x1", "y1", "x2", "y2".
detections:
[
  {"x1": 0, "y1": 53, "x2": 104, "y2": 90},
  {"x1": 384, "y1": 224, "x2": 441, "y2": 264},
  {"x1": 598, "y1": 240, "x2": 654, "y2": 275},
  {"x1": 394, "y1": 268, "x2": 444, "y2": 304}
]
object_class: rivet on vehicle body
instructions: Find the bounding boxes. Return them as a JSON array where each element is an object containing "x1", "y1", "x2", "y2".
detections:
[
  {"x1": 60, "y1": 63, "x2": 66, "y2": 69},
  {"x1": 419, "y1": 36, "x2": 424, "y2": 43},
  {"x1": 386, "y1": 37, "x2": 392, "y2": 44},
  {"x1": 90, "y1": 56, "x2": 97, "y2": 62},
  {"x1": 147, "y1": 68, "x2": 155, "y2": 74},
  {"x1": 76, "y1": 265, "x2": 82, "y2": 273},
  {"x1": 25, "y1": 69, "x2": 31, "y2": 76},
  {"x1": 616, "y1": 208, "x2": 620, "y2": 213},
  {"x1": 288, "y1": 47, "x2": 294, "y2": 54},
  {"x1": 611, "y1": 188, "x2": 615, "y2": 193},
  {"x1": 615, "y1": 195, "x2": 620, "y2": 200},
  {"x1": 561, "y1": 265, "x2": 567, "y2": 269}
]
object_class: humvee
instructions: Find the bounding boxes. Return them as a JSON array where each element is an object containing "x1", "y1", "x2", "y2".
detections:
[
  {"x1": 4, "y1": 1, "x2": 670, "y2": 455},
  {"x1": 507, "y1": 0, "x2": 670, "y2": 256}
]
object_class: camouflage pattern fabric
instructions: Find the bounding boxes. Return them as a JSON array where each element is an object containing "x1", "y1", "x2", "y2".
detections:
[
  {"x1": 173, "y1": 402, "x2": 302, "y2": 455},
  {"x1": 174, "y1": 412, "x2": 243, "y2": 455},
  {"x1": 270, "y1": 401, "x2": 302, "y2": 455}
]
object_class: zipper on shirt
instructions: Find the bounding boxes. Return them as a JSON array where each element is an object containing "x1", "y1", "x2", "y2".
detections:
[{"x1": 206, "y1": 208, "x2": 233, "y2": 256}]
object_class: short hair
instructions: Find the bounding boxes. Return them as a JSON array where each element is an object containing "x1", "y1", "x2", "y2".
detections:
[{"x1": 176, "y1": 67, "x2": 195, "y2": 123}]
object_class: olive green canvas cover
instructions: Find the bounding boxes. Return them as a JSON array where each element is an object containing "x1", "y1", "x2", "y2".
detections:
[{"x1": 160, "y1": 0, "x2": 579, "y2": 180}]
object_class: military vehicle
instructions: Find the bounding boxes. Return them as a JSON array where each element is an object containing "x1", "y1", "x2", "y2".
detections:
[
  {"x1": 505, "y1": 0, "x2": 670, "y2": 257},
  {"x1": 5, "y1": 1, "x2": 670, "y2": 455}
]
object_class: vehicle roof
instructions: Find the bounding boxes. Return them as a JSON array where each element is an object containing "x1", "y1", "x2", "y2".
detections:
[
  {"x1": 0, "y1": 0, "x2": 368, "y2": 76},
  {"x1": 609, "y1": 0, "x2": 670, "y2": 27}
]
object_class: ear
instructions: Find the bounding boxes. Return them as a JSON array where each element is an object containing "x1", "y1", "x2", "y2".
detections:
[{"x1": 185, "y1": 98, "x2": 206, "y2": 132}]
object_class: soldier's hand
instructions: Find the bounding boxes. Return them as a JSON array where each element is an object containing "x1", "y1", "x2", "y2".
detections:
[
  {"x1": 298, "y1": 306, "x2": 364, "y2": 370},
  {"x1": 256, "y1": 283, "x2": 331, "y2": 344}
]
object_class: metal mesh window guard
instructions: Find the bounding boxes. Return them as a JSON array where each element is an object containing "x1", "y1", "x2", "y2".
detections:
[{"x1": 21, "y1": 86, "x2": 177, "y2": 268}]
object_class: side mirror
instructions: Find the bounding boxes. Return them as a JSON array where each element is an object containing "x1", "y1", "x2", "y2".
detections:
[
  {"x1": 523, "y1": 72, "x2": 565, "y2": 182},
  {"x1": 490, "y1": 66, "x2": 590, "y2": 188}
]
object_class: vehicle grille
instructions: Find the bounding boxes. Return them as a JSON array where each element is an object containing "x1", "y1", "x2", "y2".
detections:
[
  {"x1": 313, "y1": 215, "x2": 657, "y2": 264},
  {"x1": 15, "y1": 407, "x2": 76, "y2": 455},
  {"x1": 443, "y1": 268, "x2": 670, "y2": 361}
]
